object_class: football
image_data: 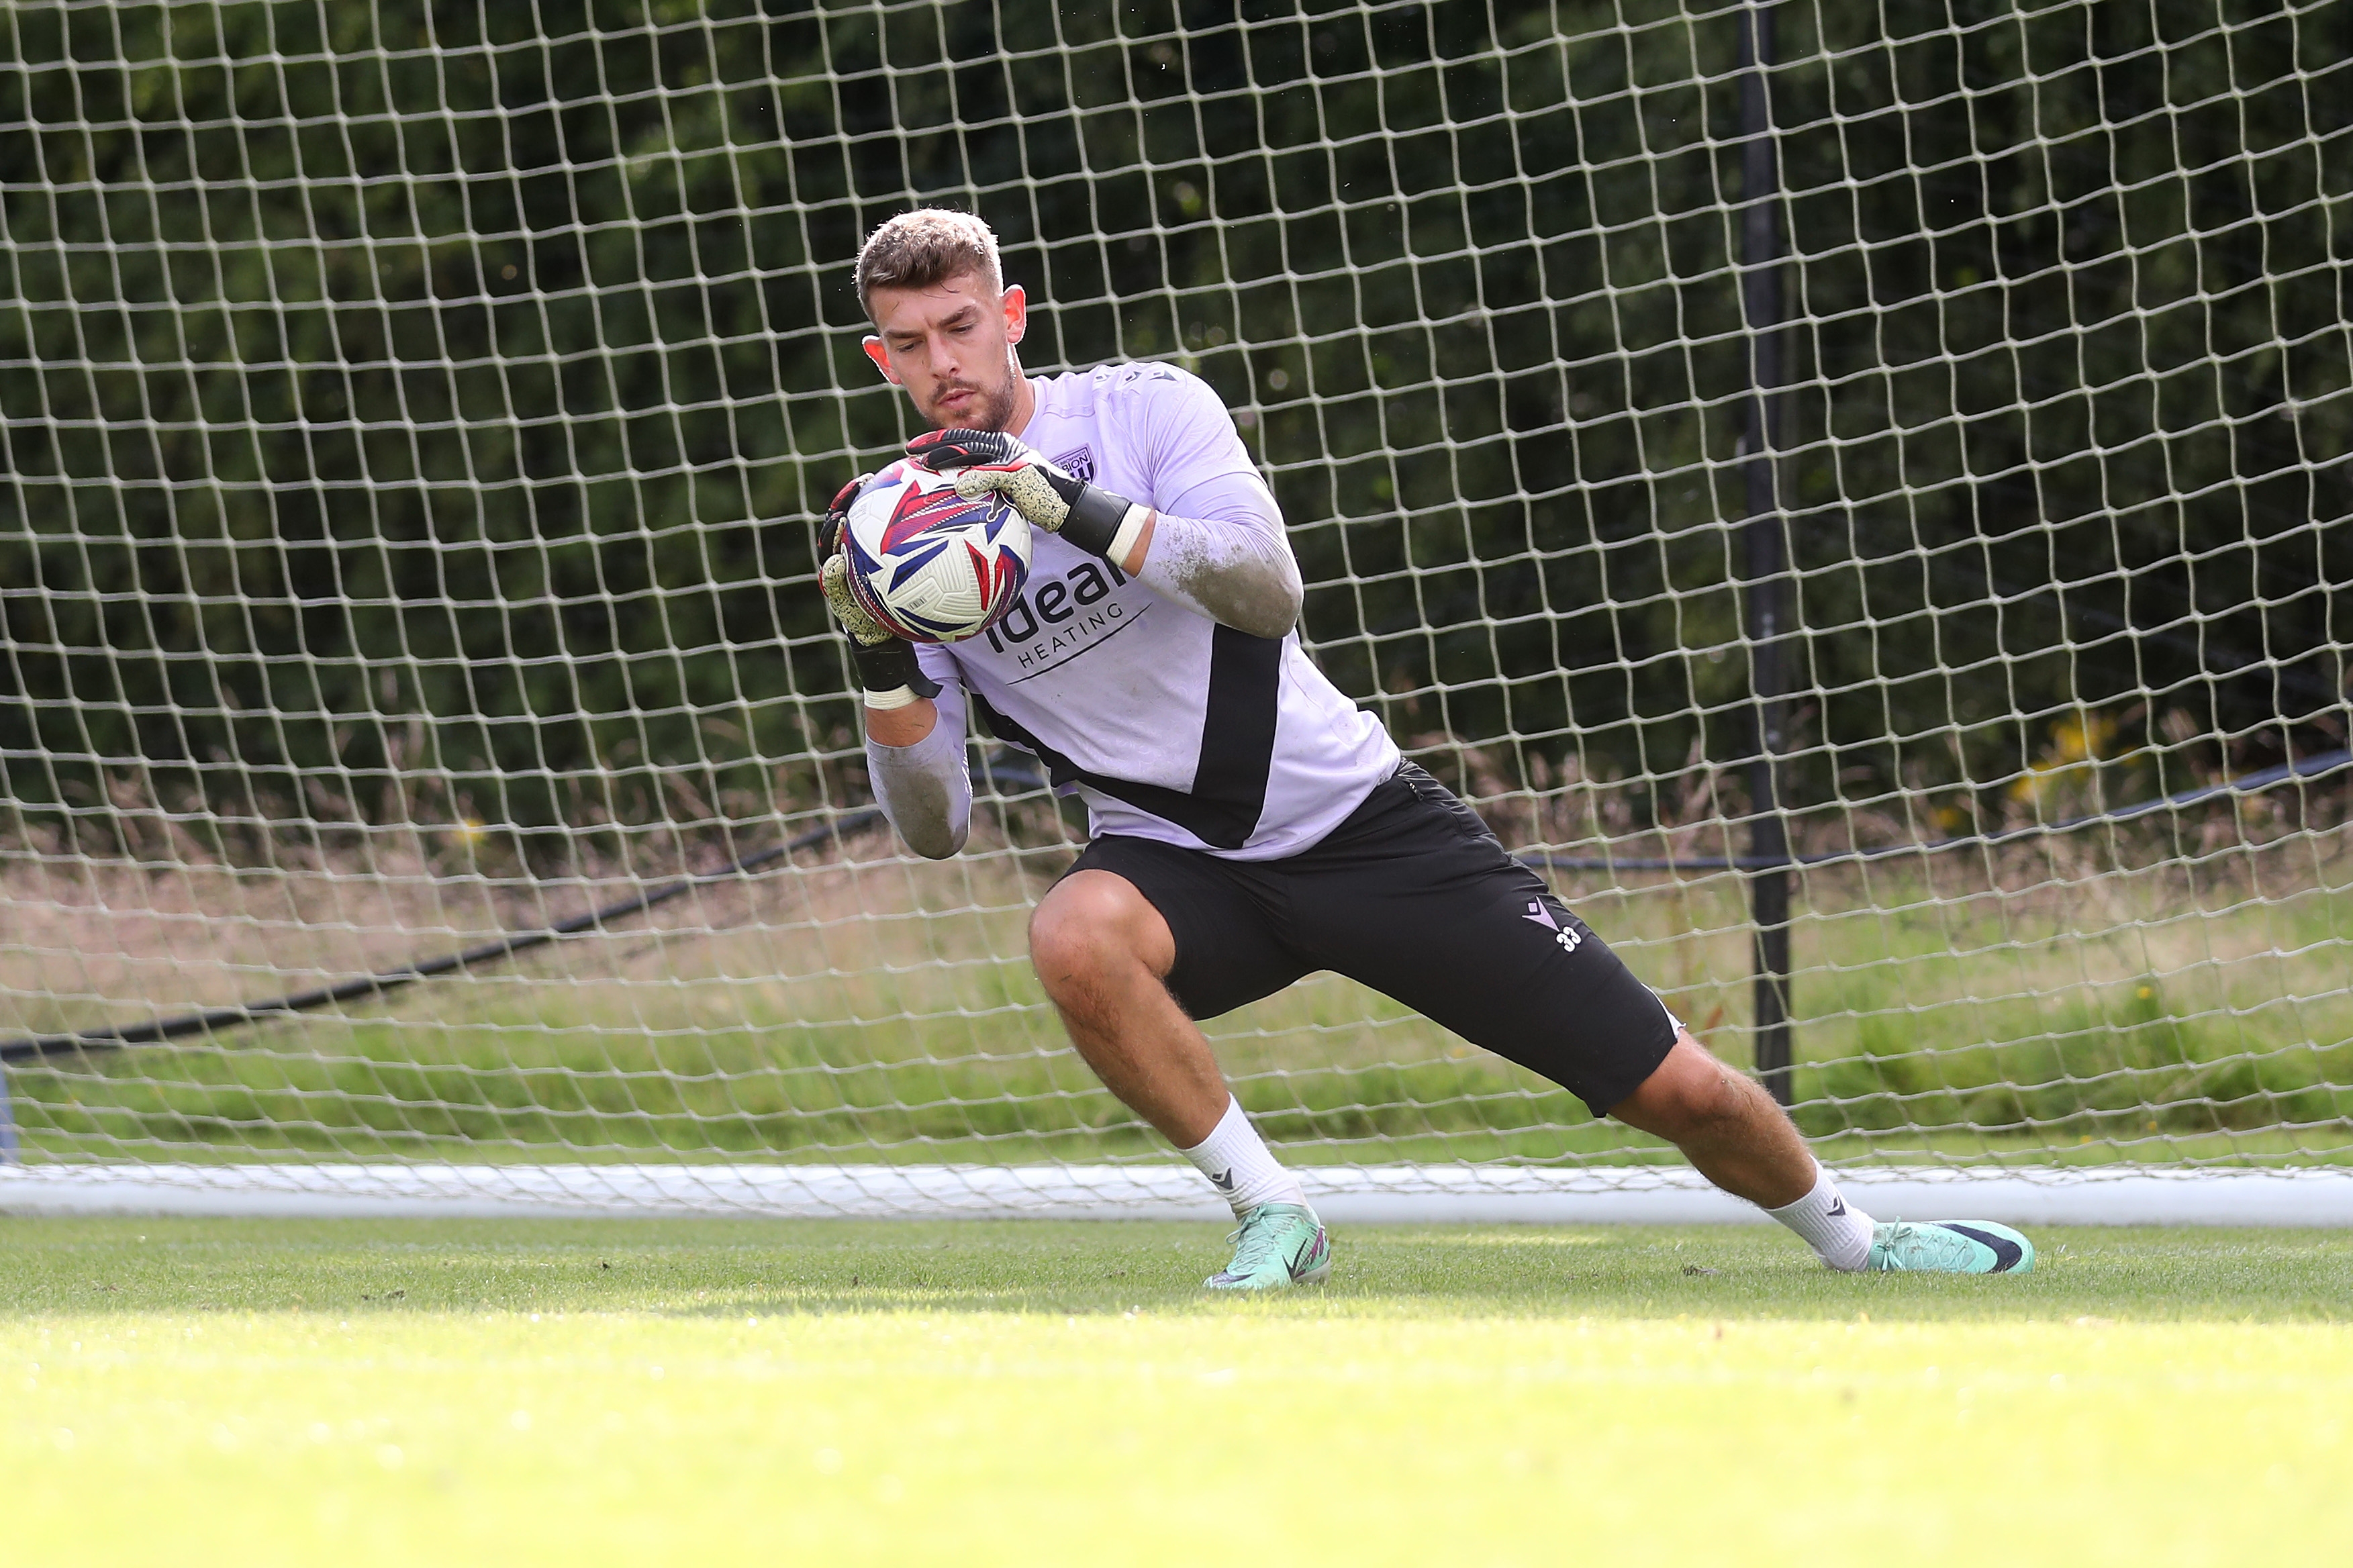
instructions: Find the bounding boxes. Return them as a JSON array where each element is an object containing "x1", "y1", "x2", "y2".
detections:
[{"x1": 839, "y1": 458, "x2": 1032, "y2": 643}]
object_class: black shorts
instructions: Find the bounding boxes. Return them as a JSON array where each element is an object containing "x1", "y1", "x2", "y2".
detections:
[{"x1": 1063, "y1": 762, "x2": 1680, "y2": 1118}]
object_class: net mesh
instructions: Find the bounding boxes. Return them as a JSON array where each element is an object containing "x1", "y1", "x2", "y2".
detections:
[{"x1": 3, "y1": 0, "x2": 2350, "y2": 1179}]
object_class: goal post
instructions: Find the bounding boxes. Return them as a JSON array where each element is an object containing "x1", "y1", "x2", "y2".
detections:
[{"x1": 3, "y1": 0, "x2": 2350, "y2": 1220}]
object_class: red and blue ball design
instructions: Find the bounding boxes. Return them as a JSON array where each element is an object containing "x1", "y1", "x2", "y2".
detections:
[{"x1": 841, "y1": 459, "x2": 1033, "y2": 644}]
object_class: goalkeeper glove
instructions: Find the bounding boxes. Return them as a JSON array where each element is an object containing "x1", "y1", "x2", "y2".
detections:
[
  {"x1": 817, "y1": 473, "x2": 940, "y2": 710},
  {"x1": 905, "y1": 428, "x2": 1150, "y2": 566}
]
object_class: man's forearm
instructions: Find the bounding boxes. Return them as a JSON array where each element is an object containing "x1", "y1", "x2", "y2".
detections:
[
  {"x1": 915, "y1": 432, "x2": 1305, "y2": 639},
  {"x1": 865, "y1": 695, "x2": 971, "y2": 859},
  {"x1": 864, "y1": 695, "x2": 937, "y2": 748},
  {"x1": 1129, "y1": 504, "x2": 1303, "y2": 640}
]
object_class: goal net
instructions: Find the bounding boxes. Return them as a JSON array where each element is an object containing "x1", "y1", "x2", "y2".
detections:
[{"x1": 3, "y1": 0, "x2": 2349, "y2": 1215}]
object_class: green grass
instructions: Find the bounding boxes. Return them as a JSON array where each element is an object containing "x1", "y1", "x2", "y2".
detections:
[{"x1": 3, "y1": 1217, "x2": 2350, "y2": 1566}]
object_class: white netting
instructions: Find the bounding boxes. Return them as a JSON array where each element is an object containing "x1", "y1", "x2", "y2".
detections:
[{"x1": 2, "y1": 0, "x2": 2349, "y2": 1184}]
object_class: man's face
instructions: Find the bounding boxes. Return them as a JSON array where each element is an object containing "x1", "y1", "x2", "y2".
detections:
[{"x1": 862, "y1": 271, "x2": 1027, "y2": 432}]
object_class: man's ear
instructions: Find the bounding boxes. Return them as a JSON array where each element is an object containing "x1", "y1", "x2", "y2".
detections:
[
  {"x1": 861, "y1": 336, "x2": 898, "y2": 383},
  {"x1": 1001, "y1": 284, "x2": 1027, "y2": 346}
]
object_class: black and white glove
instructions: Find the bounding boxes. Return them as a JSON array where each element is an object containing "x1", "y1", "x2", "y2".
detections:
[
  {"x1": 816, "y1": 472, "x2": 939, "y2": 710},
  {"x1": 905, "y1": 428, "x2": 1151, "y2": 565}
]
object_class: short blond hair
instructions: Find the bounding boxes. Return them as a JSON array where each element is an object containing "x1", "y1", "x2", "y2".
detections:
[{"x1": 855, "y1": 208, "x2": 1004, "y2": 320}]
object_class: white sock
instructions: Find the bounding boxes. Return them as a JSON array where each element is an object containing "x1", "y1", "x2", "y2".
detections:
[
  {"x1": 1178, "y1": 1096, "x2": 1308, "y2": 1219},
  {"x1": 1766, "y1": 1164, "x2": 1876, "y2": 1272}
]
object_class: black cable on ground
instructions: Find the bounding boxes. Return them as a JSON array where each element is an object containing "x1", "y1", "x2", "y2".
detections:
[{"x1": 0, "y1": 806, "x2": 885, "y2": 1063}]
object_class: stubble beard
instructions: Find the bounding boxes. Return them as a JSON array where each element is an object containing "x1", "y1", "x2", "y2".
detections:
[{"x1": 928, "y1": 367, "x2": 1018, "y2": 434}]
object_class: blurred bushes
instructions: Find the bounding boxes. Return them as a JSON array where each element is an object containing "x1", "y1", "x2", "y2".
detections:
[{"x1": 2, "y1": 0, "x2": 2348, "y2": 842}]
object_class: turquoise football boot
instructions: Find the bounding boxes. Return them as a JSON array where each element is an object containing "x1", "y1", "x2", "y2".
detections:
[
  {"x1": 1866, "y1": 1219, "x2": 2035, "y2": 1274},
  {"x1": 1204, "y1": 1202, "x2": 1332, "y2": 1290}
]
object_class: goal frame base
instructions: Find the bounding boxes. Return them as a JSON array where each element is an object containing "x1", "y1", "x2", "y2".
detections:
[{"x1": 0, "y1": 1163, "x2": 2346, "y2": 1226}]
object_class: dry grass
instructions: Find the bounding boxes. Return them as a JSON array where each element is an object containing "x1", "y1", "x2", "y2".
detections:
[{"x1": 5, "y1": 801, "x2": 2352, "y2": 1166}]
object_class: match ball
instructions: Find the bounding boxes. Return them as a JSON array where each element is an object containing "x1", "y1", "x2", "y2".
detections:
[{"x1": 840, "y1": 459, "x2": 1032, "y2": 644}]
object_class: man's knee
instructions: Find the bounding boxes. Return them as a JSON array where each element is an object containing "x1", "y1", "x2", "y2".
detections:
[
  {"x1": 1028, "y1": 870, "x2": 1174, "y2": 1000},
  {"x1": 1611, "y1": 1033, "x2": 1766, "y2": 1141}
]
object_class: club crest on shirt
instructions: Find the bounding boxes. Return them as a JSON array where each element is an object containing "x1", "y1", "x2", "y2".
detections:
[{"x1": 1053, "y1": 446, "x2": 1095, "y2": 482}]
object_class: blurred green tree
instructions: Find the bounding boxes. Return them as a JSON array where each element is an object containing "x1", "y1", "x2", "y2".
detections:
[{"x1": 1, "y1": 0, "x2": 2345, "y2": 849}]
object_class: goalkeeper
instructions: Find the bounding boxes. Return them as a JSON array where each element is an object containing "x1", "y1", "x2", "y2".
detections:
[{"x1": 822, "y1": 208, "x2": 2033, "y2": 1288}]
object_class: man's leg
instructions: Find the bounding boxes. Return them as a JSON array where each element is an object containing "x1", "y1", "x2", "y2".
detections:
[
  {"x1": 1608, "y1": 1032, "x2": 1873, "y2": 1269},
  {"x1": 1610, "y1": 1032, "x2": 2033, "y2": 1274},
  {"x1": 1029, "y1": 869, "x2": 1329, "y2": 1288},
  {"x1": 1606, "y1": 1031, "x2": 1816, "y2": 1208},
  {"x1": 1028, "y1": 869, "x2": 1227, "y2": 1145}
]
